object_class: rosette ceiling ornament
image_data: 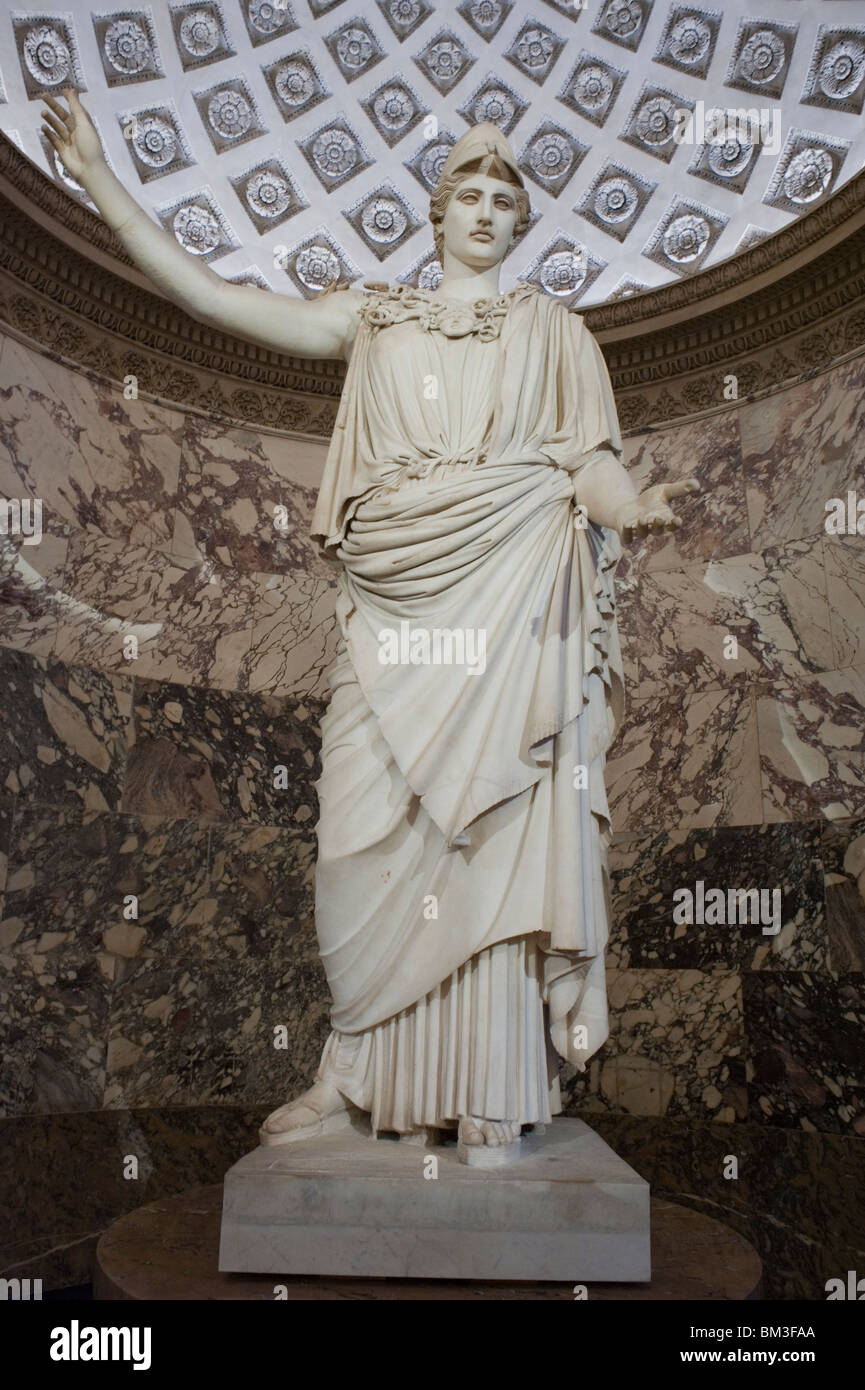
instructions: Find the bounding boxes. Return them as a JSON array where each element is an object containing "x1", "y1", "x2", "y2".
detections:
[{"x1": 1, "y1": 0, "x2": 864, "y2": 306}]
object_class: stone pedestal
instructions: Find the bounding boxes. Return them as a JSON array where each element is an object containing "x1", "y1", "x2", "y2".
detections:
[
  {"x1": 94, "y1": 1187, "x2": 763, "y2": 1300},
  {"x1": 218, "y1": 1118, "x2": 651, "y2": 1282}
]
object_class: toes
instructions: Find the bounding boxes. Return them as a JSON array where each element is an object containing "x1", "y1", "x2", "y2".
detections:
[
  {"x1": 479, "y1": 1120, "x2": 520, "y2": 1146},
  {"x1": 461, "y1": 1116, "x2": 523, "y2": 1147},
  {"x1": 262, "y1": 1104, "x2": 291, "y2": 1131},
  {"x1": 263, "y1": 1096, "x2": 322, "y2": 1132},
  {"x1": 460, "y1": 1117, "x2": 484, "y2": 1145}
]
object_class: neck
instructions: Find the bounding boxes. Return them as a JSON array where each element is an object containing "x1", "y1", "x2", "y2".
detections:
[{"x1": 436, "y1": 251, "x2": 502, "y2": 302}]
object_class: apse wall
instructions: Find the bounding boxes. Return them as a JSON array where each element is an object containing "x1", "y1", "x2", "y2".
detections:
[{"x1": 1, "y1": 326, "x2": 863, "y2": 1296}]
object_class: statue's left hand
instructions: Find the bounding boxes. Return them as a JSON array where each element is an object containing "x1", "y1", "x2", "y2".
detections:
[{"x1": 615, "y1": 477, "x2": 700, "y2": 543}]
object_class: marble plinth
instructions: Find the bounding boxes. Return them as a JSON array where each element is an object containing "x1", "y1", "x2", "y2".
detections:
[
  {"x1": 94, "y1": 1185, "x2": 763, "y2": 1300},
  {"x1": 219, "y1": 1119, "x2": 651, "y2": 1282}
]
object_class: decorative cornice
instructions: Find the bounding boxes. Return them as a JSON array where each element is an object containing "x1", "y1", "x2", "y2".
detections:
[
  {"x1": 605, "y1": 224, "x2": 865, "y2": 432},
  {"x1": 0, "y1": 135, "x2": 864, "y2": 437},
  {"x1": 0, "y1": 136, "x2": 137, "y2": 267}
]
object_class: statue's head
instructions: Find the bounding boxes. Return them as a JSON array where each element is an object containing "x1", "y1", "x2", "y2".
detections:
[{"x1": 429, "y1": 123, "x2": 531, "y2": 271}]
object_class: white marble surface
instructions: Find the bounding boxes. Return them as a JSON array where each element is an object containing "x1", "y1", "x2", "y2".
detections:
[{"x1": 219, "y1": 1118, "x2": 651, "y2": 1282}]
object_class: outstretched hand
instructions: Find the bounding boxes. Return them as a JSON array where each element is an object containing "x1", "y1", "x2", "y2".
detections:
[
  {"x1": 615, "y1": 477, "x2": 700, "y2": 543},
  {"x1": 40, "y1": 88, "x2": 105, "y2": 183}
]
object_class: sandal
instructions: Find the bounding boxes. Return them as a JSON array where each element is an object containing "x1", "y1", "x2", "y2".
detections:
[{"x1": 258, "y1": 1084, "x2": 361, "y2": 1148}]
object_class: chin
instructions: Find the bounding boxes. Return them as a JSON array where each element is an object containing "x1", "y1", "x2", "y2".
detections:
[{"x1": 463, "y1": 241, "x2": 501, "y2": 263}]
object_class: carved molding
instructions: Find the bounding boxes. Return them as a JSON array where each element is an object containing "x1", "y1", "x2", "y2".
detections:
[
  {"x1": 1, "y1": 134, "x2": 864, "y2": 438},
  {"x1": 607, "y1": 224, "x2": 865, "y2": 432}
]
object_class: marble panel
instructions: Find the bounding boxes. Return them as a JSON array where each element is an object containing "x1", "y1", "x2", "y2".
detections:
[
  {"x1": 563, "y1": 968, "x2": 746, "y2": 1123},
  {"x1": 0, "y1": 532, "x2": 68, "y2": 657},
  {"x1": 171, "y1": 417, "x2": 331, "y2": 578},
  {"x1": 824, "y1": 533, "x2": 865, "y2": 672},
  {"x1": 743, "y1": 971, "x2": 865, "y2": 1134},
  {"x1": 740, "y1": 352, "x2": 865, "y2": 550},
  {"x1": 241, "y1": 569, "x2": 338, "y2": 700},
  {"x1": 0, "y1": 794, "x2": 14, "y2": 904},
  {"x1": 104, "y1": 949, "x2": 331, "y2": 1109},
  {"x1": 623, "y1": 538, "x2": 835, "y2": 700},
  {"x1": 54, "y1": 535, "x2": 259, "y2": 690},
  {"x1": 0, "y1": 803, "x2": 211, "y2": 969},
  {"x1": 121, "y1": 677, "x2": 323, "y2": 826},
  {"x1": 757, "y1": 669, "x2": 865, "y2": 823},
  {"x1": 0, "y1": 335, "x2": 183, "y2": 548},
  {"x1": 206, "y1": 821, "x2": 316, "y2": 960},
  {"x1": 52, "y1": 534, "x2": 166, "y2": 678},
  {"x1": 608, "y1": 829, "x2": 670, "y2": 954},
  {"x1": 0, "y1": 648, "x2": 132, "y2": 812},
  {"x1": 616, "y1": 410, "x2": 748, "y2": 581},
  {"x1": 0, "y1": 1104, "x2": 269, "y2": 1288},
  {"x1": 608, "y1": 823, "x2": 827, "y2": 972},
  {"x1": 820, "y1": 816, "x2": 865, "y2": 972},
  {"x1": 593, "y1": 1114, "x2": 865, "y2": 1299},
  {"x1": 0, "y1": 938, "x2": 110, "y2": 1116},
  {"x1": 607, "y1": 684, "x2": 762, "y2": 833}
]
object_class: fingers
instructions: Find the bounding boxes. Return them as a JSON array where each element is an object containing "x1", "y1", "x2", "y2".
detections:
[
  {"x1": 621, "y1": 472, "x2": 699, "y2": 542},
  {"x1": 43, "y1": 92, "x2": 71, "y2": 120},
  {"x1": 621, "y1": 509, "x2": 682, "y2": 542},
  {"x1": 41, "y1": 107, "x2": 68, "y2": 140}
]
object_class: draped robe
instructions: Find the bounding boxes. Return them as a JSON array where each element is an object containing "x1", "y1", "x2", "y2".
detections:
[{"x1": 306, "y1": 281, "x2": 626, "y2": 1133}]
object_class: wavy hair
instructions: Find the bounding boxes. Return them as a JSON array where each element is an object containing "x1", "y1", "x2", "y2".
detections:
[{"x1": 428, "y1": 153, "x2": 531, "y2": 262}]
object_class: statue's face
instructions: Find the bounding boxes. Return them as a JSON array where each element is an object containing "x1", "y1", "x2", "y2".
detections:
[{"x1": 441, "y1": 173, "x2": 519, "y2": 269}]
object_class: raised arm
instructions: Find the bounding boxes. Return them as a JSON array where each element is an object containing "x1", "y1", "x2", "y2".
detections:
[{"x1": 40, "y1": 89, "x2": 361, "y2": 361}]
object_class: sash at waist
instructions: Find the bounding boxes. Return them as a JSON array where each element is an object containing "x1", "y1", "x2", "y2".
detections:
[{"x1": 376, "y1": 445, "x2": 489, "y2": 491}]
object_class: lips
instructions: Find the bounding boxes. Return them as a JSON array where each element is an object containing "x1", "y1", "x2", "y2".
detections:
[{"x1": 470, "y1": 231, "x2": 494, "y2": 242}]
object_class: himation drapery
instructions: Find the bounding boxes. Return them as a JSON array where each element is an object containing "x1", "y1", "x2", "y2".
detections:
[{"x1": 305, "y1": 282, "x2": 626, "y2": 1132}]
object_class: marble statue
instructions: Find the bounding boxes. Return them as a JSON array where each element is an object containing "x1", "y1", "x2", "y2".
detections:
[{"x1": 42, "y1": 92, "x2": 698, "y2": 1165}]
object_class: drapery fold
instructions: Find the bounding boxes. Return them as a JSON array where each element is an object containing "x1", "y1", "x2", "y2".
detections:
[
  {"x1": 308, "y1": 283, "x2": 626, "y2": 1078},
  {"x1": 318, "y1": 936, "x2": 557, "y2": 1133},
  {"x1": 310, "y1": 284, "x2": 624, "y2": 557},
  {"x1": 334, "y1": 462, "x2": 623, "y2": 849}
]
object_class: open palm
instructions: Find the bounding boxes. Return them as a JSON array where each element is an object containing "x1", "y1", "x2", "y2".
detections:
[
  {"x1": 616, "y1": 477, "x2": 700, "y2": 543},
  {"x1": 40, "y1": 88, "x2": 104, "y2": 183}
]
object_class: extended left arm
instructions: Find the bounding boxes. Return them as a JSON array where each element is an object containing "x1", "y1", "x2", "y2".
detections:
[{"x1": 573, "y1": 449, "x2": 700, "y2": 542}]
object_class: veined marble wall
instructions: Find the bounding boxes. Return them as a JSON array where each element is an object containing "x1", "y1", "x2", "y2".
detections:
[{"x1": 1, "y1": 328, "x2": 863, "y2": 1297}]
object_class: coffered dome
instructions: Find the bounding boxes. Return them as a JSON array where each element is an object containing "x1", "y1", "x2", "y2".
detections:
[{"x1": 1, "y1": 0, "x2": 863, "y2": 306}]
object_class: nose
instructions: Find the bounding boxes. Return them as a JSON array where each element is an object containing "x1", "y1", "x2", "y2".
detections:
[{"x1": 475, "y1": 196, "x2": 493, "y2": 224}]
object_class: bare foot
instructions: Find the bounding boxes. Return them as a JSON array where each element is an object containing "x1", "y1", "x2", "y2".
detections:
[
  {"x1": 458, "y1": 1115, "x2": 521, "y2": 1152},
  {"x1": 259, "y1": 1078, "x2": 355, "y2": 1147}
]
